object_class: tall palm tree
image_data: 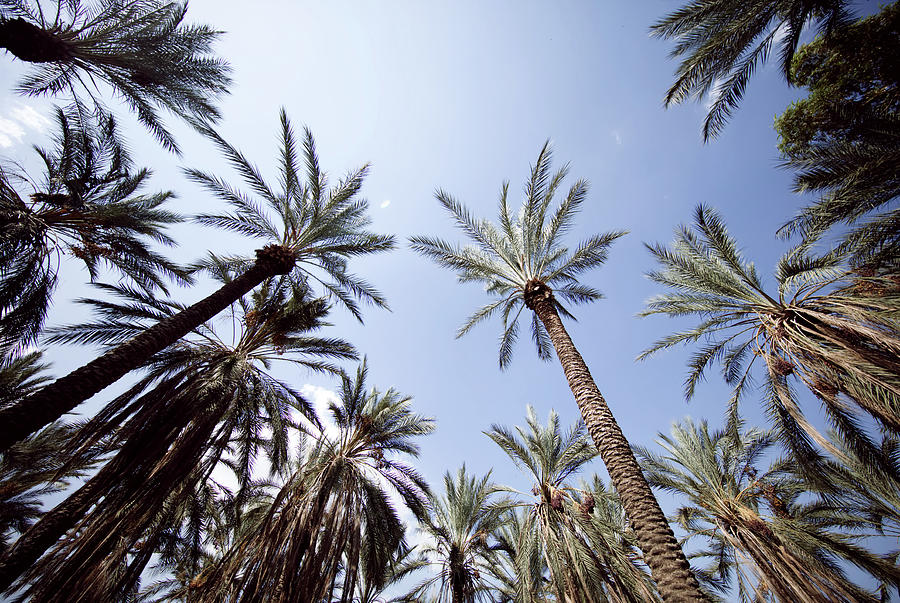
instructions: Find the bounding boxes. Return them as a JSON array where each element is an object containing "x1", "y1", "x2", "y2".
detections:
[
  {"x1": 635, "y1": 418, "x2": 898, "y2": 601},
  {"x1": 406, "y1": 466, "x2": 508, "y2": 603},
  {"x1": 190, "y1": 360, "x2": 434, "y2": 603},
  {"x1": 0, "y1": 274, "x2": 357, "y2": 598},
  {"x1": 0, "y1": 105, "x2": 184, "y2": 352},
  {"x1": 651, "y1": 0, "x2": 851, "y2": 140},
  {"x1": 0, "y1": 110, "x2": 394, "y2": 453},
  {"x1": 0, "y1": 0, "x2": 231, "y2": 153},
  {"x1": 411, "y1": 141, "x2": 704, "y2": 601},
  {"x1": 639, "y1": 205, "x2": 900, "y2": 478},
  {"x1": 488, "y1": 407, "x2": 660, "y2": 602}
]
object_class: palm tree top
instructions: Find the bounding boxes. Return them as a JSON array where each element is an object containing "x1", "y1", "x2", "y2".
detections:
[
  {"x1": 188, "y1": 109, "x2": 396, "y2": 323},
  {"x1": 410, "y1": 141, "x2": 626, "y2": 367},
  {"x1": 486, "y1": 405, "x2": 596, "y2": 497},
  {"x1": 0, "y1": 0, "x2": 232, "y2": 154}
]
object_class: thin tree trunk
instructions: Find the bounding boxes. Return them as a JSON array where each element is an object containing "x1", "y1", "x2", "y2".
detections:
[
  {"x1": 524, "y1": 280, "x2": 705, "y2": 602},
  {"x1": 0, "y1": 245, "x2": 295, "y2": 453}
]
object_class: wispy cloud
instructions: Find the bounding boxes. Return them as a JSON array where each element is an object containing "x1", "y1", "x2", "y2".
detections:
[
  {"x1": 380, "y1": 199, "x2": 391, "y2": 209},
  {"x1": 301, "y1": 383, "x2": 340, "y2": 438},
  {"x1": 610, "y1": 129, "x2": 623, "y2": 145},
  {"x1": 0, "y1": 117, "x2": 25, "y2": 148},
  {"x1": 11, "y1": 105, "x2": 51, "y2": 132},
  {"x1": 0, "y1": 102, "x2": 51, "y2": 148}
]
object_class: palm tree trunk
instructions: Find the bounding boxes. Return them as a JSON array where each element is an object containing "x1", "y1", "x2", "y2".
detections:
[
  {"x1": 524, "y1": 280, "x2": 704, "y2": 602},
  {"x1": 0, "y1": 245, "x2": 295, "y2": 454}
]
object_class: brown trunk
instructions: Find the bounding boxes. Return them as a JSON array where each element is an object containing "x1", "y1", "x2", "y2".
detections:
[
  {"x1": 523, "y1": 280, "x2": 705, "y2": 602},
  {"x1": 0, "y1": 18, "x2": 73, "y2": 62},
  {"x1": 0, "y1": 244, "x2": 295, "y2": 454}
]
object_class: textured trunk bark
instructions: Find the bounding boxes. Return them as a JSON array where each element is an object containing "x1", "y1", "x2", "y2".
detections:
[
  {"x1": 0, "y1": 18, "x2": 72, "y2": 62},
  {"x1": 0, "y1": 245, "x2": 295, "y2": 454},
  {"x1": 524, "y1": 280, "x2": 704, "y2": 602}
]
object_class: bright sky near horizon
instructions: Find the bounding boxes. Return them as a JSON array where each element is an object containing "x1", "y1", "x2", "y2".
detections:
[{"x1": 0, "y1": 0, "x2": 886, "y2": 592}]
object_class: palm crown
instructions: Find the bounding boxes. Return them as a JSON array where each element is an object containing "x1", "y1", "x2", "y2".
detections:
[
  {"x1": 0, "y1": 0, "x2": 232, "y2": 153},
  {"x1": 635, "y1": 418, "x2": 897, "y2": 601},
  {"x1": 191, "y1": 360, "x2": 434, "y2": 602},
  {"x1": 0, "y1": 105, "x2": 183, "y2": 351},
  {"x1": 189, "y1": 109, "x2": 395, "y2": 322},
  {"x1": 640, "y1": 205, "x2": 900, "y2": 476},
  {"x1": 488, "y1": 407, "x2": 659, "y2": 602},
  {"x1": 410, "y1": 141, "x2": 625, "y2": 367}
]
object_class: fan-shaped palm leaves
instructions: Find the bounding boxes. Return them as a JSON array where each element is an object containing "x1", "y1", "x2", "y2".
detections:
[
  {"x1": 0, "y1": 274, "x2": 356, "y2": 598},
  {"x1": 635, "y1": 418, "x2": 899, "y2": 601},
  {"x1": 191, "y1": 360, "x2": 434, "y2": 603},
  {"x1": 0, "y1": 0, "x2": 231, "y2": 153},
  {"x1": 411, "y1": 141, "x2": 703, "y2": 600},
  {"x1": 0, "y1": 110, "x2": 393, "y2": 452},
  {"x1": 407, "y1": 466, "x2": 507, "y2": 603},
  {"x1": 651, "y1": 0, "x2": 851, "y2": 140},
  {"x1": 488, "y1": 407, "x2": 659, "y2": 602},
  {"x1": 640, "y1": 205, "x2": 900, "y2": 477},
  {"x1": 0, "y1": 105, "x2": 183, "y2": 352}
]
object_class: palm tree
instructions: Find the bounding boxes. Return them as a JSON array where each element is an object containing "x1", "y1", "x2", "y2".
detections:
[
  {"x1": 0, "y1": 110, "x2": 394, "y2": 453},
  {"x1": 635, "y1": 418, "x2": 898, "y2": 601},
  {"x1": 406, "y1": 466, "x2": 507, "y2": 603},
  {"x1": 651, "y1": 0, "x2": 851, "y2": 140},
  {"x1": 411, "y1": 141, "x2": 704, "y2": 601},
  {"x1": 0, "y1": 274, "x2": 357, "y2": 598},
  {"x1": 487, "y1": 407, "x2": 659, "y2": 602},
  {"x1": 0, "y1": 0, "x2": 231, "y2": 153},
  {"x1": 639, "y1": 205, "x2": 900, "y2": 477},
  {"x1": 190, "y1": 360, "x2": 434, "y2": 603},
  {"x1": 0, "y1": 105, "x2": 184, "y2": 352}
]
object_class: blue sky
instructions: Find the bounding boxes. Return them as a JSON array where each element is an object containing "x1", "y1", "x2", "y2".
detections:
[{"x1": 0, "y1": 0, "x2": 886, "y2": 593}]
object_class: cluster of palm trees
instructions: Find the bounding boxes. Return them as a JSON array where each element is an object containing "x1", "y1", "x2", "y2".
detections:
[{"x1": 0, "y1": 0, "x2": 897, "y2": 601}]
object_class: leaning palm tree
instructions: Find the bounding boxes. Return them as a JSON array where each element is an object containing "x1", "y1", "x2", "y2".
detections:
[
  {"x1": 639, "y1": 205, "x2": 900, "y2": 478},
  {"x1": 411, "y1": 141, "x2": 704, "y2": 601},
  {"x1": 635, "y1": 418, "x2": 898, "y2": 601},
  {"x1": 406, "y1": 466, "x2": 508, "y2": 603},
  {"x1": 0, "y1": 110, "x2": 394, "y2": 453},
  {"x1": 0, "y1": 104, "x2": 184, "y2": 352},
  {"x1": 0, "y1": 274, "x2": 357, "y2": 598},
  {"x1": 488, "y1": 407, "x2": 660, "y2": 603},
  {"x1": 651, "y1": 0, "x2": 851, "y2": 140},
  {"x1": 190, "y1": 360, "x2": 434, "y2": 603},
  {"x1": 0, "y1": 0, "x2": 231, "y2": 153}
]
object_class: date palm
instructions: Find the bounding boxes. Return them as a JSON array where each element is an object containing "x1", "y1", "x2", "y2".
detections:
[
  {"x1": 635, "y1": 418, "x2": 898, "y2": 601},
  {"x1": 0, "y1": 110, "x2": 394, "y2": 452},
  {"x1": 0, "y1": 0, "x2": 231, "y2": 153},
  {"x1": 639, "y1": 205, "x2": 900, "y2": 478},
  {"x1": 651, "y1": 0, "x2": 850, "y2": 140},
  {"x1": 406, "y1": 466, "x2": 507, "y2": 603},
  {"x1": 487, "y1": 407, "x2": 660, "y2": 602},
  {"x1": 191, "y1": 360, "x2": 434, "y2": 603},
  {"x1": 0, "y1": 274, "x2": 356, "y2": 598},
  {"x1": 0, "y1": 105, "x2": 183, "y2": 352},
  {"x1": 411, "y1": 141, "x2": 704, "y2": 601}
]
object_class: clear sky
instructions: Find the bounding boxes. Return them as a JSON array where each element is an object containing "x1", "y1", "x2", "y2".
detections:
[{"x1": 0, "y1": 0, "x2": 885, "y2": 591}]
